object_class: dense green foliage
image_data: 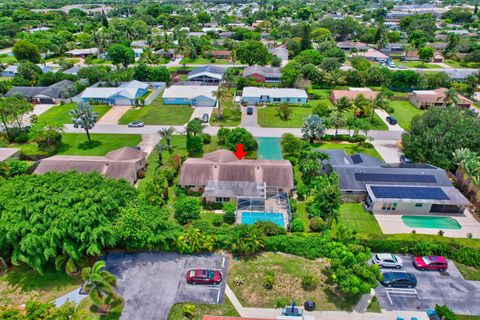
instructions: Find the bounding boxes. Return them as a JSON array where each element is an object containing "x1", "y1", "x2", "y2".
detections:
[
  {"x1": 174, "y1": 196, "x2": 201, "y2": 225},
  {"x1": 217, "y1": 127, "x2": 258, "y2": 152}
]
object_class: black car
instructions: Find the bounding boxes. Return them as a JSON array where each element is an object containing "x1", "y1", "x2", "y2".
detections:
[
  {"x1": 386, "y1": 116, "x2": 397, "y2": 125},
  {"x1": 381, "y1": 272, "x2": 417, "y2": 288},
  {"x1": 247, "y1": 107, "x2": 253, "y2": 115}
]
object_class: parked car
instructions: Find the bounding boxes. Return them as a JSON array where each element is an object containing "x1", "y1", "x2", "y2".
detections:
[
  {"x1": 186, "y1": 269, "x2": 222, "y2": 285},
  {"x1": 128, "y1": 121, "x2": 144, "y2": 128},
  {"x1": 400, "y1": 155, "x2": 412, "y2": 163},
  {"x1": 381, "y1": 272, "x2": 417, "y2": 288},
  {"x1": 413, "y1": 256, "x2": 448, "y2": 272},
  {"x1": 372, "y1": 253, "x2": 403, "y2": 269},
  {"x1": 386, "y1": 116, "x2": 397, "y2": 125},
  {"x1": 247, "y1": 107, "x2": 253, "y2": 115},
  {"x1": 201, "y1": 113, "x2": 209, "y2": 123},
  {"x1": 398, "y1": 65, "x2": 408, "y2": 69}
]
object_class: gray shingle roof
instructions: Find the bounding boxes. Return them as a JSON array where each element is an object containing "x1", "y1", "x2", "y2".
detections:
[
  {"x1": 243, "y1": 65, "x2": 281, "y2": 78},
  {"x1": 5, "y1": 80, "x2": 75, "y2": 99}
]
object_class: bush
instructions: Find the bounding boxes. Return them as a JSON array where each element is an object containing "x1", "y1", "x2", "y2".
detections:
[
  {"x1": 5, "y1": 160, "x2": 29, "y2": 177},
  {"x1": 275, "y1": 298, "x2": 290, "y2": 308},
  {"x1": 174, "y1": 196, "x2": 201, "y2": 225},
  {"x1": 262, "y1": 271, "x2": 275, "y2": 289},
  {"x1": 309, "y1": 217, "x2": 327, "y2": 232},
  {"x1": 202, "y1": 133, "x2": 211, "y2": 144},
  {"x1": 301, "y1": 273, "x2": 319, "y2": 291},
  {"x1": 254, "y1": 221, "x2": 287, "y2": 236},
  {"x1": 296, "y1": 183, "x2": 309, "y2": 201},
  {"x1": 289, "y1": 198, "x2": 297, "y2": 213},
  {"x1": 223, "y1": 202, "x2": 236, "y2": 224},
  {"x1": 158, "y1": 166, "x2": 176, "y2": 184},
  {"x1": 212, "y1": 215, "x2": 223, "y2": 227},
  {"x1": 186, "y1": 135, "x2": 203, "y2": 155},
  {"x1": 285, "y1": 156, "x2": 297, "y2": 166},
  {"x1": 182, "y1": 304, "x2": 196, "y2": 318},
  {"x1": 290, "y1": 219, "x2": 305, "y2": 232},
  {"x1": 435, "y1": 304, "x2": 457, "y2": 320}
]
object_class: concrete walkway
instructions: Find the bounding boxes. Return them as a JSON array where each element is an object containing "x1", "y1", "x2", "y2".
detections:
[
  {"x1": 355, "y1": 289, "x2": 375, "y2": 313},
  {"x1": 97, "y1": 106, "x2": 131, "y2": 124},
  {"x1": 54, "y1": 287, "x2": 86, "y2": 307},
  {"x1": 225, "y1": 284, "x2": 428, "y2": 320},
  {"x1": 138, "y1": 134, "x2": 161, "y2": 156}
]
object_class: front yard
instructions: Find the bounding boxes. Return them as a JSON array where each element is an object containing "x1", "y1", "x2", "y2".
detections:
[
  {"x1": 228, "y1": 252, "x2": 358, "y2": 311},
  {"x1": 180, "y1": 57, "x2": 231, "y2": 65},
  {"x1": 59, "y1": 133, "x2": 142, "y2": 156},
  {"x1": 258, "y1": 106, "x2": 311, "y2": 128},
  {"x1": 389, "y1": 100, "x2": 423, "y2": 130},
  {"x1": 38, "y1": 103, "x2": 111, "y2": 124},
  {"x1": 119, "y1": 98, "x2": 193, "y2": 125},
  {"x1": 313, "y1": 142, "x2": 383, "y2": 160},
  {"x1": 443, "y1": 59, "x2": 480, "y2": 69}
]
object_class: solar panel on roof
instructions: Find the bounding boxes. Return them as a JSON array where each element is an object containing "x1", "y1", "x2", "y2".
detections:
[
  {"x1": 370, "y1": 186, "x2": 449, "y2": 200},
  {"x1": 355, "y1": 173, "x2": 436, "y2": 183},
  {"x1": 351, "y1": 154, "x2": 363, "y2": 164}
]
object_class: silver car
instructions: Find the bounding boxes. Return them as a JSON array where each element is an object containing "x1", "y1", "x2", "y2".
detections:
[{"x1": 372, "y1": 253, "x2": 403, "y2": 269}]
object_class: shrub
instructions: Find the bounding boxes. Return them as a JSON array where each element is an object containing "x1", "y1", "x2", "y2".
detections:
[
  {"x1": 290, "y1": 219, "x2": 305, "y2": 232},
  {"x1": 301, "y1": 273, "x2": 318, "y2": 291},
  {"x1": 289, "y1": 198, "x2": 297, "y2": 213},
  {"x1": 234, "y1": 276, "x2": 245, "y2": 286},
  {"x1": 158, "y1": 166, "x2": 176, "y2": 184},
  {"x1": 202, "y1": 133, "x2": 211, "y2": 144},
  {"x1": 5, "y1": 160, "x2": 29, "y2": 177},
  {"x1": 186, "y1": 135, "x2": 203, "y2": 155},
  {"x1": 276, "y1": 298, "x2": 290, "y2": 308},
  {"x1": 182, "y1": 304, "x2": 196, "y2": 318},
  {"x1": 262, "y1": 271, "x2": 275, "y2": 289},
  {"x1": 212, "y1": 215, "x2": 223, "y2": 227},
  {"x1": 174, "y1": 196, "x2": 201, "y2": 225},
  {"x1": 296, "y1": 183, "x2": 309, "y2": 201},
  {"x1": 435, "y1": 304, "x2": 457, "y2": 320},
  {"x1": 285, "y1": 156, "x2": 297, "y2": 166},
  {"x1": 223, "y1": 202, "x2": 236, "y2": 224},
  {"x1": 254, "y1": 221, "x2": 287, "y2": 236},
  {"x1": 309, "y1": 217, "x2": 327, "y2": 232}
]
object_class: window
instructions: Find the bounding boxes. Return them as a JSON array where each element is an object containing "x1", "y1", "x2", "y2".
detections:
[
  {"x1": 415, "y1": 203, "x2": 423, "y2": 207},
  {"x1": 273, "y1": 98, "x2": 281, "y2": 102},
  {"x1": 215, "y1": 197, "x2": 230, "y2": 203},
  {"x1": 297, "y1": 98, "x2": 301, "y2": 102},
  {"x1": 382, "y1": 203, "x2": 397, "y2": 211}
]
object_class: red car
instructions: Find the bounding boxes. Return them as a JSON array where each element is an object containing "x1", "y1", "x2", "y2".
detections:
[
  {"x1": 413, "y1": 256, "x2": 448, "y2": 271},
  {"x1": 186, "y1": 269, "x2": 222, "y2": 285}
]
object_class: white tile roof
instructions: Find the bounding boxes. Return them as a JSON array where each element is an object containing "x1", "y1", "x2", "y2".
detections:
[
  {"x1": 242, "y1": 87, "x2": 308, "y2": 99},
  {"x1": 162, "y1": 85, "x2": 219, "y2": 100}
]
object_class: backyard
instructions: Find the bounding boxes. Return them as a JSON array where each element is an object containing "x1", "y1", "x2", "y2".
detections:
[
  {"x1": 119, "y1": 97, "x2": 193, "y2": 125},
  {"x1": 38, "y1": 103, "x2": 111, "y2": 124},
  {"x1": 389, "y1": 100, "x2": 423, "y2": 130},
  {"x1": 58, "y1": 133, "x2": 142, "y2": 156},
  {"x1": 228, "y1": 252, "x2": 358, "y2": 311},
  {"x1": 332, "y1": 203, "x2": 383, "y2": 237}
]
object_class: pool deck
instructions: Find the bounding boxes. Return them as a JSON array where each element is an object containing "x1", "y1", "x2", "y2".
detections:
[{"x1": 375, "y1": 210, "x2": 480, "y2": 238}]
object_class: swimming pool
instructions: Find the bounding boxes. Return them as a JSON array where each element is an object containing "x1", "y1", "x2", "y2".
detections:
[
  {"x1": 401, "y1": 215, "x2": 462, "y2": 230},
  {"x1": 257, "y1": 137, "x2": 283, "y2": 160},
  {"x1": 241, "y1": 212, "x2": 285, "y2": 227}
]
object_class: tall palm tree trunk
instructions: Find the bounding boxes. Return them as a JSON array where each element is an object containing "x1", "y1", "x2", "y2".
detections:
[{"x1": 86, "y1": 128, "x2": 91, "y2": 143}]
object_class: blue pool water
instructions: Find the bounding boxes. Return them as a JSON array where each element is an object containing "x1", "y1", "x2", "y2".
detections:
[
  {"x1": 241, "y1": 212, "x2": 285, "y2": 227},
  {"x1": 257, "y1": 137, "x2": 283, "y2": 160}
]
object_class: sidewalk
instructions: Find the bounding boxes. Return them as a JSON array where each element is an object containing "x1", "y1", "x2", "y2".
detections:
[{"x1": 54, "y1": 287, "x2": 86, "y2": 307}]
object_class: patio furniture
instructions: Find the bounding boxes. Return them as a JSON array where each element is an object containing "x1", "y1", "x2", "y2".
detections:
[{"x1": 283, "y1": 306, "x2": 302, "y2": 316}]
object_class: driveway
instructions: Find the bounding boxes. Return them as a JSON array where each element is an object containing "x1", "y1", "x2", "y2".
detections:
[
  {"x1": 240, "y1": 106, "x2": 258, "y2": 127},
  {"x1": 104, "y1": 252, "x2": 228, "y2": 320},
  {"x1": 97, "y1": 106, "x2": 131, "y2": 124},
  {"x1": 371, "y1": 139, "x2": 403, "y2": 163},
  {"x1": 375, "y1": 109, "x2": 404, "y2": 131},
  {"x1": 375, "y1": 255, "x2": 480, "y2": 315},
  {"x1": 189, "y1": 106, "x2": 213, "y2": 124}
]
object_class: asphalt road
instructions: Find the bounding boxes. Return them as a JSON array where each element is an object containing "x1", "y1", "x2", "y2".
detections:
[
  {"x1": 104, "y1": 252, "x2": 228, "y2": 320},
  {"x1": 375, "y1": 255, "x2": 480, "y2": 315}
]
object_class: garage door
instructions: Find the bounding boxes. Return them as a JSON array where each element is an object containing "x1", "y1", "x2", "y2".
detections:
[
  {"x1": 39, "y1": 98, "x2": 54, "y2": 104},
  {"x1": 114, "y1": 98, "x2": 132, "y2": 106}
]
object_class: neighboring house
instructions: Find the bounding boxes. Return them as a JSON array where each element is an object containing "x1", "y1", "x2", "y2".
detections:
[
  {"x1": 219, "y1": 31, "x2": 234, "y2": 38},
  {"x1": 5, "y1": 80, "x2": 76, "y2": 104},
  {"x1": 242, "y1": 87, "x2": 308, "y2": 105},
  {"x1": 29, "y1": 27, "x2": 50, "y2": 33},
  {"x1": 443, "y1": 29, "x2": 470, "y2": 36},
  {"x1": 133, "y1": 48, "x2": 143, "y2": 61},
  {"x1": 162, "y1": 85, "x2": 218, "y2": 107},
  {"x1": 154, "y1": 48, "x2": 176, "y2": 59},
  {"x1": 433, "y1": 54, "x2": 444, "y2": 63},
  {"x1": 319, "y1": 149, "x2": 470, "y2": 215},
  {"x1": 1, "y1": 64, "x2": 54, "y2": 77},
  {"x1": 243, "y1": 65, "x2": 281, "y2": 83},
  {"x1": 474, "y1": 91, "x2": 480, "y2": 103},
  {"x1": 80, "y1": 80, "x2": 165, "y2": 106},
  {"x1": 66, "y1": 48, "x2": 99, "y2": 57},
  {"x1": 0, "y1": 148, "x2": 20, "y2": 162},
  {"x1": 408, "y1": 88, "x2": 473, "y2": 109},
  {"x1": 131, "y1": 40, "x2": 147, "y2": 48},
  {"x1": 330, "y1": 88, "x2": 378, "y2": 104},
  {"x1": 442, "y1": 69, "x2": 478, "y2": 81},
  {"x1": 63, "y1": 66, "x2": 83, "y2": 75},
  {"x1": 353, "y1": 48, "x2": 390, "y2": 62},
  {"x1": 380, "y1": 43, "x2": 405, "y2": 54},
  {"x1": 34, "y1": 147, "x2": 147, "y2": 185},
  {"x1": 268, "y1": 46, "x2": 288, "y2": 61},
  {"x1": 187, "y1": 66, "x2": 225, "y2": 84},
  {"x1": 336, "y1": 41, "x2": 369, "y2": 52},
  {"x1": 207, "y1": 50, "x2": 231, "y2": 59},
  {"x1": 403, "y1": 50, "x2": 420, "y2": 61}
]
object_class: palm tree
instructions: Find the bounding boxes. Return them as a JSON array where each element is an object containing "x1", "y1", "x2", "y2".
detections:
[
  {"x1": 158, "y1": 127, "x2": 176, "y2": 149},
  {"x1": 231, "y1": 49, "x2": 237, "y2": 68},
  {"x1": 440, "y1": 88, "x2": 459, "y2": 107},
  {"x1": 70, "y1": 102, "x2": 98, "y2": 143},
  {"x1": 186, "y1": 118, "x2": 204, "y2": 136},
  {"x1": 181, "y1": 46, "x2": 191, "y2": 69},
  {"x1": 335, "y1": 97, "x2": 352, "y2": 114},
  {"x1": 301, "y1": 115, "x2": 327, "y2": 143},
  {"x1": 369, "y1": 93, "x2": 389, "y2": 123},
  {"x1": 154, "y1": 143, "x2": 165, "y2": 166},
  {"x1": 81, "y1": 261, "x2": 118, "y2": 308},
  {"x1": 212, "y1": 86, "x2": 232, "y2": 118},
  {"x1": 330, "y1": 111, "x2": 345, "y2": 137},
  {"x1": 352, "y1": 94, "x2": 369, "y2": 118},
  {"x1": 323, "y1": 70, "x2": 346, "y2": 88}
]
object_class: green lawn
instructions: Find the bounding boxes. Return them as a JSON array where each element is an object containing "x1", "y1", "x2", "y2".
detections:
[
  {"x1": 168, "y1": 297, "x2": 239, "y2": 319},
  {"x1": 366, "y1": 296, "x2": 381, "y2": 313},
  {"x1": 210, "y1": 88, "x2": 241, "y2": 127},
  {"x1": 58, "y1": 133, "x2": 142, "y2": 156},
  {"x1": 119, "y1": 98, "x2": 194, "y2": 125},
  {"x1": 39, "y1": 103, "x2": 111, "y2": 124},
  {"x1": 342, "y1": 112, "x2": 388, "y2": 130},
  {"x1": 306, "y1": 88, "x2": 334, "y2": 107},
  {"x1": 228, "y1": 252, "x2": 358, "y2": 311},
  {"x1": 332, "y1": 203, "x2": 383, "y2": 237},
  {"x1": 313, "y1": 142, "x2": 383, "y2": 160},
  {"x1": 87, "y1": 58, "x2": 112, "y2": 65},
  {"x1": 444, "y1": 59, "x2": 480, "y2": 69},
  {"x1": 0, "y1": 55, "x2": 16, "y2": 63},
  {"x1": 458, "y1": 316, "x2": 480, "y2": 320},
  {"x1": 455, "y1": 262, "x2": 480, "y2": 281},
  {"x1": 77, "y1": 296, "x2": 124, "y2": 320},
  {"x1": 389, "y1": 100, "x2": 423, "y2": 130},
  {"x1": 258, "y1": 106, "x2": 311, "y2": 128},
  {"x1": 0, "y1": 265, "x2": 81, "y2": 306},
  {"x1": 392, "y1": 59, "x2": 441, "y2": 69},
  {"x1": 180, "y1": 57, "x2": 231, "y2": 65}
]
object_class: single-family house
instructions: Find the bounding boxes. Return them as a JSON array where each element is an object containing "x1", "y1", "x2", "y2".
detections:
[
  {"x1": 1, "y1": 64, "x2": 54, "y2": 77},
  {"x1": 336, "y1": 41, "x2": 369, "y2": 52},
  {"x1": 80, "y1": 80, "x2": 165, "y2": 106},
  {"x1": 66, "y1": 48, "x2": 99, "y2": 57},
  {"x1": 242, "y1": 87, "x2": 308, "y2": 105},
  {"x1": 162, "y1": 85, "x2": 218, "y2": 107},
  {"x1": 29, "y1": 27, "x2": 50, "y2": 33},
  {"x1": 219, "y1": 31, "x2": 234, "y2": 39},
  {"x1": 6, "y1": 80, "x2": 76, "y2": 104},
  {"x1": 34, "y1": 147, "x2": 147, "y2": 185},
  {"x1": 380, "y1": 43, "x2": 405, "y2": 54},
  {"x1": 133, "y1": 48, "x2": 143, "y2": 61},
  {"x1": 268, "y1": 46, "x2": 289, "y2": 61},
  {"x1": 319, "y1": 149, "x2": 470, "y2": 215},
  {"x1": 131, "y1": 40, "x2": 147, "y2": 48},
  {"x1": 187, "y1": 66, "x2": 225, "y2": 84},
  {"x1": 154, "y1": 48, "x2": 176, "y2": 59},
  {"x1": 433, "y1": 54, "x2": 444, "y2": 63},
  {"x1": 63, "y1": 66, "x2": 83, "y2": 75},
  {"x1": 243, "y1": 65, "x2": 281, "y2": 83},
  {"x1": 207, "y1": 50, "x2": 231, "y2": 60},
  {"x1": 0, "y1": 148, "x2": 20, "y2": 162},
  {"x1": 442, "y1": 69, "x2": 478, "y2": 81},
  {"x1": 353, "y1": 48, "x2": 390, "y2": 62},
  {"x1": 330, "y1": 88, "x2": 378, "y2": 104},
  {"x1": 408, "y1": 88, "x2": 473, "y2": 109}
]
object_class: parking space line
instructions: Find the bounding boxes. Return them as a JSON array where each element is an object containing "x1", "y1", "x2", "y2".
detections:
[
  {"x1": 222, "y1": 257, "x2": 225, "y2": 268},
  {"x1": 217, "y1": 288, "x2": 221, "y2": 303}
]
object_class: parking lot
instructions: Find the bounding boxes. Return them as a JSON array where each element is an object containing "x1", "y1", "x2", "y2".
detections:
[
  {"x1": 104, "y1": 252, "x2": 228, "y2": 320},
  {"x1": 375, "y1": 255, "x2": 480, "y2": 315}
]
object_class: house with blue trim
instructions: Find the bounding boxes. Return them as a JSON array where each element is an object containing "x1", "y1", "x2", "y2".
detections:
[
  {"x1": 242, "y1": 87, "x2": 308, "y2": 105},
  {"x1": 163, "y1": 85, "x2": 218, "y2": 107},
  {"x1": 187, "y1": 66, "x2": 225, "y2": 84},
  {"x1": 80, "y1": 80, "x2": 164, "y2": 106}
]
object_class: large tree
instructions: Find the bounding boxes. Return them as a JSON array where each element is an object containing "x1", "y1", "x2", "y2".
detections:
[
  {"x1": 0, "y1": 97, "x2": 33, "y2": 139},
  {"x1": 70, "y1": 102, "x2": 98, "y2": 143},
  {"x1": 302, "y1": 115, "x2": 327, "y2": 143},
  {"x1": 13, "y1": 40, "x2": 41, "y2": 63},
  {"x1": 402, "y1": 107, "x2": 480, "y2": 170},
  {"x1": 108, "y1": 44, "x2": 135, "y2": 68},
  {"x1": 236, "y1": 40, "x2": 268, "y2": 66}
]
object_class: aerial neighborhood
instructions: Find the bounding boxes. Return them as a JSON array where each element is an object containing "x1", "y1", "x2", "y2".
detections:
[{"x1": 0, "y1": 0, "x2": 480, "y2": 319}]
